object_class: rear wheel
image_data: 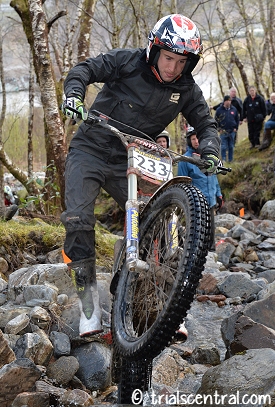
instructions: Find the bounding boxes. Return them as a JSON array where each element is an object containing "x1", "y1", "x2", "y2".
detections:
[{"x1": 112, "y1": 183, "x2": 210, "y2": 360}]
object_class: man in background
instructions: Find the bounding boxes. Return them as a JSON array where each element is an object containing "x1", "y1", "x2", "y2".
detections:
[
  {"x1": 215, "y1": 95, "x2": 239, "y2": 162},
  {"x1": 243, "y1": 85, "x2": 266, "y2": 149}
]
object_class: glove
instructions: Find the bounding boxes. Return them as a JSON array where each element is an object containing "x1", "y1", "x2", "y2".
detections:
[
  {"x1": 216, "y1": 196, "x2": 224, "y2": 210},
  {"x1": 60, "y1": 95, "x2": 88, "y2": 122},
  {"x1": 200, "y1": 154, "x2": 219, "y2": 175}
]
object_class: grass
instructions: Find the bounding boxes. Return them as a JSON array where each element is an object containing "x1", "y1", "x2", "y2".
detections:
[
  {"x1": 218, "y1": 127, "x2": 275, "y2": 212},
  {"x1": 0, "y1": 217, "x2": 119, "y2": 276}
]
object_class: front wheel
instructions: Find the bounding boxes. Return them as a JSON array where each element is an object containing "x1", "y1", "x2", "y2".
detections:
[{"x1": 112, "y1": 183, "x2": 211, "y2": 360}]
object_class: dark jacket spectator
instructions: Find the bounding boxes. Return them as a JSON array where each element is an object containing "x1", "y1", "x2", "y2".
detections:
[{"x1": 243, "y1": 86, "x2": 266, "y2": 148}]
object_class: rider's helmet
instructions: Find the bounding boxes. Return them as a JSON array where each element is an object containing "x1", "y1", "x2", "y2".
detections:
[
  {"x1": 155, "y1": 130, "x2": 170, "y2": 148},
  {"x1": 186, "y1": 125, "x2": 197, "y2": 147},
  {"x1": 146, "y1": 14, "x2": 203, "y2": 75}
]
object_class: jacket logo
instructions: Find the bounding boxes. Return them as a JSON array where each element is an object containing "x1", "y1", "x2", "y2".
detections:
[{"x1": 170, "y1": 93, "x2": 180, "y2": 104}]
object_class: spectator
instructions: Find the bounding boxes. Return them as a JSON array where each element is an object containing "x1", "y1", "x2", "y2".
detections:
[
  {"x1": 215, "y1": 95, "x2": 239, "y2": 162},
  {"x1": 211, "y1": 87, "x2": 243, "y2": 125},
  {"x1": 258, "y1": 92, "x2": 275, "y2": 151},
  {"x1": 155, "y1": 130, "x2": 170, "y2": 148},
  {"x1": 177, "y1": 127, "x2": 223, "y2": 251},
  {"x1": 243, "y1": 85, "x2": 266, "y2": 149},
  {"x1": 60, "y1": 14, "x2": 220, "y2": 337},
  {"x1": 229, "y1": 87, "x2": 243, "y2": 144}
]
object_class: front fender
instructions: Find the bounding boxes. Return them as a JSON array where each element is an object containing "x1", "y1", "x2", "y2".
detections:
[{"x1": 142, "y1": 176, "x2": 192, "y2": 210}]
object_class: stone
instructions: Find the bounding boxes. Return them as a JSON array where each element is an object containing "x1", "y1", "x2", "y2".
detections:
[{"x1": 46, "y1": 355, "x2": 79, "y2": 385}]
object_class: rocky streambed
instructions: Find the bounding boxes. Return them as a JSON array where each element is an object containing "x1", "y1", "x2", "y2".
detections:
[{"x1": 1, "y1": 212, "x2": 275, "y2": 406}]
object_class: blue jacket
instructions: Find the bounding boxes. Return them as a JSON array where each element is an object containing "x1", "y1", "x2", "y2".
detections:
[
  {"x1": 177, "y1": 147, "x2": 222, "y2": 208},
  {"x1": 215, "y1": 104, "x2": 239, "y2": 132}
]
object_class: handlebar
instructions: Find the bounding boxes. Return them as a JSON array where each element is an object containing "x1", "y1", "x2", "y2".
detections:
[{"x1": 64, "y1": 107, "x2": 232, "y2": 174}]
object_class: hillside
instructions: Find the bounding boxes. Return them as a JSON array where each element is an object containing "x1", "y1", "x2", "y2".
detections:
[{"x1": 218, "y1": 132, "x2": 275, "y2": 216}]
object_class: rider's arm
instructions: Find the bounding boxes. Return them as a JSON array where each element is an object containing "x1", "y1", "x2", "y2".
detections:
[{"x1": 64, "y1": 48, "x2": 143, "y2": 99}]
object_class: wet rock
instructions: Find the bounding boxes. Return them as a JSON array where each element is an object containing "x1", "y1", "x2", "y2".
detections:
[{"x1": 71, "y1": 341, "x2": 112, "y2": 391}]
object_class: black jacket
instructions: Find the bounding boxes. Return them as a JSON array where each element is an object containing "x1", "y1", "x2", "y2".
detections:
[
  {"x1": 243, "y1": 93, "x2": 266, "y2": 123},
  {"x1": 64, "y1": 48, "x2": 220, "y2": 163},
  {"x1": 266, "y1": 100, "x2": 275, "y2": 122}
]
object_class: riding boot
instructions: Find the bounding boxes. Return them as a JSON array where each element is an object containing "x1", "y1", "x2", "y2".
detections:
[
  {"x1": 258, "y1": 129, "x2": 272, "y2": 151},
  {"x1": 68, "y1": 257, "x2": 103, "y2": 336}
]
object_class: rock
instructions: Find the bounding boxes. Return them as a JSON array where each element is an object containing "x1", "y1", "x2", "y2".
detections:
[
  {"x1": 71, "y1": 341, "x2": 112, "y2": 391},
  {"x1": 0, "y1": 358, "x2": 41, "y2": 407},
  {"x1": 260, "y1": 200, "x2": 275, "y2": 220},
  {"x1": 11, "y1": 391, "x2": 49, "y2": 407},
  {"x1": 243, "y1": 292, "x2": 275, "y2": 330},
  {"x1": 190, "y1": 344, "x2": 221, "y2": 366},
  {"x1": 0, "y1": 329, "x2": 16, "y2": 368},
  {"x1": 152, "y1": 348, "x2": 194, "y2": 387},
  {"x1": 230, "y1": 315, "x2": 275, "y2": 354},
  {"x1": 59, "y1": 389, "x2": 94, "y2": 407},
  {"x1": 49, "y1": 331, "x2": 71, "y2": 357},
  {"x1": 217, "y1": 273, "x2": 262, "y2": 300},
  {"x1": 46, "y1": 355, "x2": 79, "y2": 385},
  {"x1": 197, "y1": 348, "x2": 275, "y2": 406}
]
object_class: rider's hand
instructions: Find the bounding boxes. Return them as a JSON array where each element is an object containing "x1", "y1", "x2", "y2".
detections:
[
  {"x1": 60, "y1": 95, "x2": 88, "y2": 122},
  {"x1": 200, "y1": 153, "x2": 219, "y2": 175}
]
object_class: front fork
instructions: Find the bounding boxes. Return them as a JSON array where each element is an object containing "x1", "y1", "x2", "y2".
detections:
[
  {"x1": 125, "y1": 176, "x2": 182, "y2": 272},
  {"x1": 125, "y1": 170, "x2": 149, "y2": 272}
]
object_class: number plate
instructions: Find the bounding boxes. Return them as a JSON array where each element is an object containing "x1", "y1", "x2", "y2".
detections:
[{"x1": 133, "y1": 149, "x2": 172, "y2": 181}]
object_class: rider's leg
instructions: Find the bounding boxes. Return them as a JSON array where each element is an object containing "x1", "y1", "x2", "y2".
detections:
[
  {"x1": 61, "y1": 148, "x2": 128, "y2": 336},
  {"x1": 61, "y1": 149, "x2": 103, "y2": 336},
  {"x1": 68, "y1": 252, "x2": 102, "y2": 336}
]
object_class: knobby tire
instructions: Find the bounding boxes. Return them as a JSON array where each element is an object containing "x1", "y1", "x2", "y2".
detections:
[{"x1": 111, "y1": 183, "x2": 211, "y2": 402}]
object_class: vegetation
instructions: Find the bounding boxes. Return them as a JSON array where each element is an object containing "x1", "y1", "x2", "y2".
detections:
[
  {"x1": 218, "y1": 133, "x2": 275, "y2": 214},
  {"x1": 1, "y1": 0, "x2": 275, "y2": 217},
  {"x1": 0, "y1": 216, "x2": 119, "y2": 276}
]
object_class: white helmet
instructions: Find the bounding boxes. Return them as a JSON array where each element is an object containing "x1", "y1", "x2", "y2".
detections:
[{"x1": 146, "y1": 14, "x2": 203, "y2": 74}]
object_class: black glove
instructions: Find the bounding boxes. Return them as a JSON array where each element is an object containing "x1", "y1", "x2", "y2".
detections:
[
  {"x1": 216, "y1": 195, "x2": 224, "y2": 210},
  {"x1": 60, "y1": 95, "x2": 88, "y2": 122},
  {"x1": 200, "y1": 154, "x2": 219, "y2": 175}
]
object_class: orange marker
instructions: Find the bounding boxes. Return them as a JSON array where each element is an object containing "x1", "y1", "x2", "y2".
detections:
[{"x1": 62, "y1": 249, "x2": 71, "y2": 264}]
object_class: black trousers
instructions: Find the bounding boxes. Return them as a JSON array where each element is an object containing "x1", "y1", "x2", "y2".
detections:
[
  {"x1": 61, "y1": 148, "x2": 128, "y2": 262},
  {"x1": 247, "y1": 121, "x2": 263, "y2": 146}
]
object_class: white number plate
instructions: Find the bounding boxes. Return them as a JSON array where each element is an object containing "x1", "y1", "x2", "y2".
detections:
[{"x1": 133, "y1": 149, "x2": 172, "y2": 181}]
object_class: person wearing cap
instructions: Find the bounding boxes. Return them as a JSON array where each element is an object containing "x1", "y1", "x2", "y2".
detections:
[
  {"x1": 178, "y1": 126, "x2": 223, "y2": 251},
  {"x1": 214, "y1": 95, "x2": 239, "y2": 162},
  {"x1": 155, "y1": 130, "x2": 170, "y2": 149}
]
